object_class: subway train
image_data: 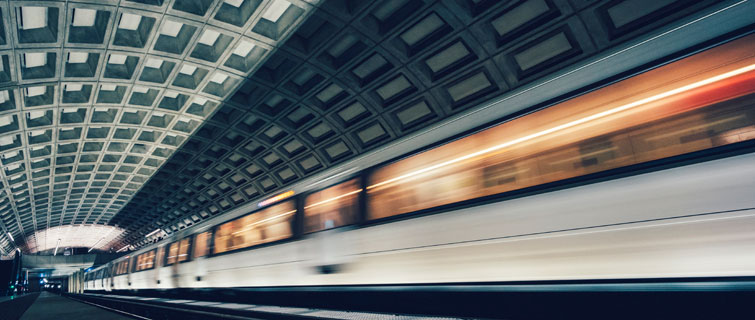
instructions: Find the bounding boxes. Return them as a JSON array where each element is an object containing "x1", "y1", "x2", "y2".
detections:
[{"x1": 84, "y1": 12, "x2": 755, "y2": 307}]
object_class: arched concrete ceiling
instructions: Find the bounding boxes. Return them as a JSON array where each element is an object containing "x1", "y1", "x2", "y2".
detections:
[
  {"x1": 0, "y1": 0, "x2": 730, "y2": 254},
  {"x1": 0, "y1": 0, "x2": 318, "y2": 253}
]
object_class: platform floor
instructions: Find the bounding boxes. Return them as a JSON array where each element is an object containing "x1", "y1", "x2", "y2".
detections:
[{"x1": 20, "y1": 291, "x2": 133, "y2": 320}]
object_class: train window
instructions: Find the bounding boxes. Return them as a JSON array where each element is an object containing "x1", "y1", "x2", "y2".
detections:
[
  {"x1": 213, "y1": 200, "x2": 296, "y2": 254},
  {"x1": 193, "y1": 231, "x2": 211, "y2": 258},
  {"x1": 166, "y1": 241, "x2": 180, "y2": 265},
  {"x1": 177, "y1": 238, "x2": 191, "y2": 263},
  {"x1": 303, "y1": 178, "x2": 361, "y2": 233},
  {"x1": 367, "y1": 34, "x2": 755, "y2": 219},
  {"x1": 134, "y1": 250, "x2": 156, "y2": 271},
  {"x1": 166, "y1": 238, "x2": 192, "y2": 265}
]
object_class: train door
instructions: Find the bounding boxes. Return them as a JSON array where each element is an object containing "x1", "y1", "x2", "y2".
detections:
[
  {"x1": 126, "y1": 256, "x2": 133, "y2": 288},
  {"x1": 192, "y1": 231, "x2": 212, "y2": 284},
  {"x1": 107, "y1": 264, "x2": 113, "y2": 291},
  {"x1": 302, "y1": 178, "x2": 361, "y2": 274},
  {"x1": 103, "y1": 265, "x2": 111, "y2": 291},
  {"x1": 155, "y1": 245, "x2": 165, "y2": 286}
]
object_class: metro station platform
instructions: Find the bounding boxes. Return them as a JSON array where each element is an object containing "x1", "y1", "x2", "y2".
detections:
[{"x1": 18, "y1": 291, "x2": 133, "y2": 320}]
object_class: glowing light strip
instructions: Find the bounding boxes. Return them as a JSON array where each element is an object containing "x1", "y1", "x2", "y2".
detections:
[
  {"x1": 367, "y1": 64, "x2": 755, "y2": 190},
  {"x1": 116, "y1": 245, "x2": 129, "y2": 253},
  {"x1": 231, "y1": 210, "x2": 297, "y2": 235},
  {"x1": 88, "y1": 238, "x2": 104, "y2": 252},
  {"x1": 7, "y1": 232, "x2": 14, "y2": 242},
  {"x1": 54, "y1": 239, "x2": 60, "y2": 256},
  {"x1": 145, "y1": 228, "x2": 162, "y2": 238},
  {"x1": 305, "y1": 168, "x2": 357, "y2": 189},
  {"x1": 258, "y1": 190, "x2": 295, "y2": 207},
  {"x1": 304, "y1": 189, "x2": 363, "y2": 210}
]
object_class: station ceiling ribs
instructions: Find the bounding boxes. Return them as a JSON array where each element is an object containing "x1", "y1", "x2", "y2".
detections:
[{"x1": 0, "y1": 0, "x2": 318, "y2": 253}]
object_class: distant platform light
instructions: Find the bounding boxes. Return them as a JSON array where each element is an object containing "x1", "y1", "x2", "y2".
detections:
[
  {"x1": 144, "y1": 228, "x2": 163, "y2": 238},
  {"x1": 258, "y1": 190, "x2": 295, "y2": 207}
]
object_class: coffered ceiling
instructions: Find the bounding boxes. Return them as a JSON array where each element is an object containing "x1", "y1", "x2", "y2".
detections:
[
  {"x1": 0, "y1": 0, "x2": 317, "y2": 253},
  {"x1": 0, "y1": 0, "x2": 731, "y2": 254}
]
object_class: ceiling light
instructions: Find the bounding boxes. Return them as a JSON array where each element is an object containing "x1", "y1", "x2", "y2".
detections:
[
  {"x1": 28, "y1": 110, "x2": 46, "y2": 120},
  {"x1": 164, "y1": 91, "x2": 179, "y2": 98},
  {"x1": 2, "y1": 150, "x2": 18, "y2": 158},
  {"x1": 210, "y1": 73, "x2": 228, "y2": 84},
  {"x1": 0, "y1": 91, "x2": 9, "y2": 104},
  {"x1": 119, "y1": 13, "x2": 142, "y2": 30},
  {"x1": 100, "y1": 84, "x2": 118, "y2": 91},
  {"x1": 7, "y1": 232, "x2": 14, "y2": 242},
  {"x1": 144, "y1": 59, "x2": 164, "y2": 69},
  {"x1": 25, "y1": 86, "x2": 46, "y2": 97},
  {"x1": 132, "y1": 86, "x2": 149, "y2": 94},
  {"x1": 0, "y1": 115, "x2": 11, "y2": 126},
  {"x1": 192, "y1": 97, "x2": 208, "y2": 105},
  {"x1": 88, "y1": 238, "x2": 104, "y2": 252},
  {"x1": 262, "y1": 0, "x2": 291, "y2": 22},
  {"x1": 0, "y1": 136, "x2": 15, "y2": 146},
  {"x1": 23, "y1": 52, "x2": 47, "y2": 68},
  {"x1": 224, "y1": 0, "x2": 244, "y2": 8},
  {"x1": 72, "y1": 8, "x2": 97, "y2": 27},
  {"x1": 65, "y1": 84, "x2": 83, "y2": 92},
  {"x1": 68, "y1": 52, "x2": 89, "y2": 63},
  {"x1": 144, "y1": 229, "x2": 162, "y2": 238},
  {"x1": 19, "y1": 7, "x2": 47, "y2": 30},
  {"x1": 233, "y1": 40, "x2": 255, "y2": 57},
  {"x1": 198, "y1": 30, "x2": 220, "y2": 46},
  {"x1": 108, "y1": 54, "x2": 127, "y2": 65},
  {"x1": 179, "y1": 65, "x2": 197, "y2": 75},
  {"x1": 160, "y1": 20, "x2": 183, "y2": 37}
]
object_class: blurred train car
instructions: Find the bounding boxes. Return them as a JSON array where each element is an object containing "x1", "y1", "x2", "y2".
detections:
[{"x1": 85, "y1": 18, "x2": 755, "y2": 299}]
